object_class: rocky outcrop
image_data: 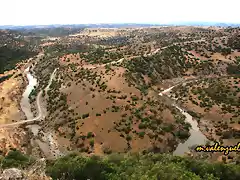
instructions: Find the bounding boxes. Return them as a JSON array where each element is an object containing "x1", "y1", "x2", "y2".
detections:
[
  {"x1": 26, "y1": 158, "x2": 51, "y2": 179},
  {"x1": 0, "y1": 128, "x2": 29, "y2": 155},
  {"x1": 0, "y1": 158, "x2": 52, "y2": 180},
  {"x1": 0, "y1": 168, "x2": 25, "y2": 180}
]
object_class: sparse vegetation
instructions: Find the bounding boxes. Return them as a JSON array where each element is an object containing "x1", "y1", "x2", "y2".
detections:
[
  {"x1": 45, "y1": 152, "x2": 240, "y2": 180},
  {"x1": 2, "y1": 26, "x2": 240, "y2": 176}
]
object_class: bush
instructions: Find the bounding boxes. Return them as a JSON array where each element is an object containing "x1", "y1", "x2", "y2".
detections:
[
  {"x1": 227, "y1": 64, "x2": 240, "y2": 75},
  {"x1": 138, "y1": 131, "x2": 145, "y2": 138},
  {"x1": 102, "y1": 146, "x2": 112, "y2": 154},
  {"x1": 126, "y1": 135, "x2": 132, "y2": 141},
  {"x1": 96, "y1": 113, "x2": 101, "y2": 116},
  {"x1": 175, "y1": 130, "x2": 190, "y2": 139},
  {"x1": 0, "y1": 150, "x2": 35, "y2": 169},
  {"x1": 82, "y1": 113, "x2": 89, "y2": 119},
  {"x1": 131, "y1": 95, "x2": 139, "y2": 101},
  {"x1": 46, "y1": 153, "x2": 115, "y2": 180},
  {"x1": 87, "y1": 132, "x2": 93, "y2": 138},
  {"x1": 138, "y1": 123, "x2": 146, "y2": 129},
  {"x1": 89, "y1": 139, "x2": 95, "y2": 147},
  {"x1": 46, "y1": 153, "x2": 240, "y2": 180},
  {"x1": 162, "y1": 124, "x2": 175, "y2": 132}
]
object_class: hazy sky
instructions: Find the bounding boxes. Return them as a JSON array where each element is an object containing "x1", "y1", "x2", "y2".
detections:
[{"x1": 1, "y1": 0, "x2": 239, "y2": 25}]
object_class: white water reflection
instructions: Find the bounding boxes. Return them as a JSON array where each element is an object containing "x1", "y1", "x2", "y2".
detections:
[
  {"x1": 159, "y1": 86, "x2": 208, "y2": 155},
  {"x1": 20, "y1": 67, "x2": 37, "y2": 120},
  {"x1": 173, "y1": 105, "x2": 207, "y2": 155},
  {"x1": 20, "y1": 65, "x2": 61, "y2": 158}
]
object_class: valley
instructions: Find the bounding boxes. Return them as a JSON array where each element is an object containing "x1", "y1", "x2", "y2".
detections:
[{"x1": 0, "y1": 25, "x2": 240, "y2": 179}]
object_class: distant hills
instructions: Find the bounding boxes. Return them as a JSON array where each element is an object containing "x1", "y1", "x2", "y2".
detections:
[
  {"x1": 0, "y1": 30, "x2": 37, "y2": 73},
  {"x1": 169, "y1": 22, "x2": 240, "y2": 27},
  {"x1": 0, "y1": 24, "x2": 164, "y2": 30},
  {"x1": 0, "y1": 22, "x2": 240, "y2": 30}
]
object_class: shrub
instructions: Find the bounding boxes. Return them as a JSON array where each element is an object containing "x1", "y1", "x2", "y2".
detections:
[
  {"x1": 0, "y1": 150, "x2": 35, "y2": 169},
  {"x1": 87, "y1": 132, "x2": 93, "y2": 138},
  {"x1": 138, "y1": 131, "x2": 145, "y2": 138},
  {"x1": 82, "y1": 113, "x2": 89, "y2": 119},
  {"x1": 46, "y1": 153, "x2": 240, "y2": 180},
  {"x1": 126, "y1": 135, "x2": 132, "y2": 141},
  {"x1": 175, "y1": 130, "x2": 190, "y2": 139},
  {"x1": 138, "y1": 123, "x2": 146, "y2": 129},
  {"x1": 89, "y1": 139, "x2": 95, "y2": 147}
]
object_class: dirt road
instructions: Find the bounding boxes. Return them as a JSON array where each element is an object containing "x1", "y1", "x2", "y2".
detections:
[{"x1": 0, "y1": 68, "x2": 57, "y2": 128}]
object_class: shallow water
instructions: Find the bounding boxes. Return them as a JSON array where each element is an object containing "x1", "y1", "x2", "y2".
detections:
[
  {"x1": 20, "y1": 67, "x2": 37, "y2": 120},
  {"x1": 173, "y1": 105, "x2": 207, "y2": 155},
  {"x1": 22, "y1": 67, "x2": 207, "y2": 156},
  {"x1": 159, "y1": 86, "x2": 208, "y2": 155},
  {"x1": 20, "y1": 66, "x2": 61, "y2": 157}
]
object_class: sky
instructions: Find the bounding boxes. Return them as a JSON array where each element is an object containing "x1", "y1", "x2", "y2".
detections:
[{"x1": 1, "y1": 0, "x2": 239, "y2": 25}]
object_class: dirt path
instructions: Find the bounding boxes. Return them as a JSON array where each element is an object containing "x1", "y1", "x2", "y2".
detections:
[
  {"x1": 0, "y1": 39, "x2": 207, "y2": 127},
  {"x1": 0, "y1": 68, "x2": 57, "y2": 128},
  {"x1": 158, "y1": 80, "x2": 208, "y2": 155},
  {"x1": 103, "y1": 38, "x2": 206, "y2": 65}
]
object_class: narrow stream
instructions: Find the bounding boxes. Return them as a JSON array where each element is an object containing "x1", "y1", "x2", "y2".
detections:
[
  {"x1": 173, "y1": 105, "x2": 207, "y2": 155},
  {"x1": 21, "y1": 62, "x2": 207, "y2": 157},
  {"x1": 20, "y1": 65, "x2": 61, "y2": 158},
  {"x1": 159, "y1": 86, "x2": 208, "y2": 155},
  {"x1": 20, "y1": 66, "x2": 41, "y2": 136},
  {"x1": 20, "y1": 67, "x2": 37, "y2": 120}
]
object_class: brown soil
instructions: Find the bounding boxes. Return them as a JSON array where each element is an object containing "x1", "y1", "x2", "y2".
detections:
[
  {"x1": 0, "y1": 73, "x2": 25, "y2": 124},
  {"x1": 44, "y1": 58, "x2": 185, "y2": 155},
  {"x1": 173, "y1": 77, "x2": 240, "y2": 161}
]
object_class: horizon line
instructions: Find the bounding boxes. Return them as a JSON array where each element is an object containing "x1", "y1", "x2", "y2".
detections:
[{"x1": 1, "y1": 21, "x2": 240, "y2": 27}]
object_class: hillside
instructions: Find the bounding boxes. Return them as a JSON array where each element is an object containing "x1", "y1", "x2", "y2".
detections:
[
  {"x1": 32, "y1": 52, "x2": 190, "y2": 155},
  {"x1": 25, "y1": 26, "x2": 240, "y2": 159},
  {"x1": 0, "y1": 30, "x2": 37, "y2": 74},
  {"x1": 0, "y1": 26, "x2": 240, "y2": 179}
]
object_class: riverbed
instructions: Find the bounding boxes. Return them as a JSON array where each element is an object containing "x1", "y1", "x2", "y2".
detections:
[
  {"x1": 20, "y1": 64, "x2": 61, "y2": 158},
  {"x1": 173, "y1": 105, "x2": 208, "y2": 155},
  {"x1": 21, "y1": 61, "x2": 208, "y2": 157},
  {"x1": 159, "y1": 86, "x2": 208, "y2": 155},
  {"x1": 20, "y1": 67, "x2": 37, "y2": 120}
]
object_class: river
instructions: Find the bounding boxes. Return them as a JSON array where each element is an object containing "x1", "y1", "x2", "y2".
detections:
[
  {"x1": 20, "y1": 67, "x2": 37, "y2": 120},
  {"x1": 172, "y1": 105, "x2": 208, "y2": 155},
  {"x1": 159, "y1": 86, "x2": 208, "y2": 155},
  {"x1": 20, "y1": 60, "x2": 207, "y2": 157},
  {"x1": 20, "y1": 64, "x2": 61, "y2": 158}
]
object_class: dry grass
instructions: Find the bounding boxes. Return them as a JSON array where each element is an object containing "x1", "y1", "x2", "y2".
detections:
[
  {"x1": 0, "y1": 75, "x2": 25, "y2": 124},
  {"x1": 56, "y1": 65, "x2": 145, "y2": 153},
  {"x1": 69, "y1": 28, "x2": 120, "y2": 38},
  {"x1": 49, "y1": 58, "x2": 184, "y2": 155}
]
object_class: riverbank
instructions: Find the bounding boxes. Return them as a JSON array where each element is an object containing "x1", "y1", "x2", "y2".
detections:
[
  {"x1": 0, "y1": 68, "x2": 32, "y2": 154},
  {"x1": 0, "y1": 71, "x2": 26, "y2": 125},
  {"x1": 168, "y1": 76, "x2": 240, "y2": 162},
  {"x1": 159, "y1": 86, "x2": 209, "y2": 156},
  {"x1": 20, "y1": 61, "x2": 62, "y2": 159},
  {"x1": 0, "y1": 52, "x2": 228, "y2": 158},
  {"x1": 0, "y1": 52, "x2": 62, "y2": 158}
]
